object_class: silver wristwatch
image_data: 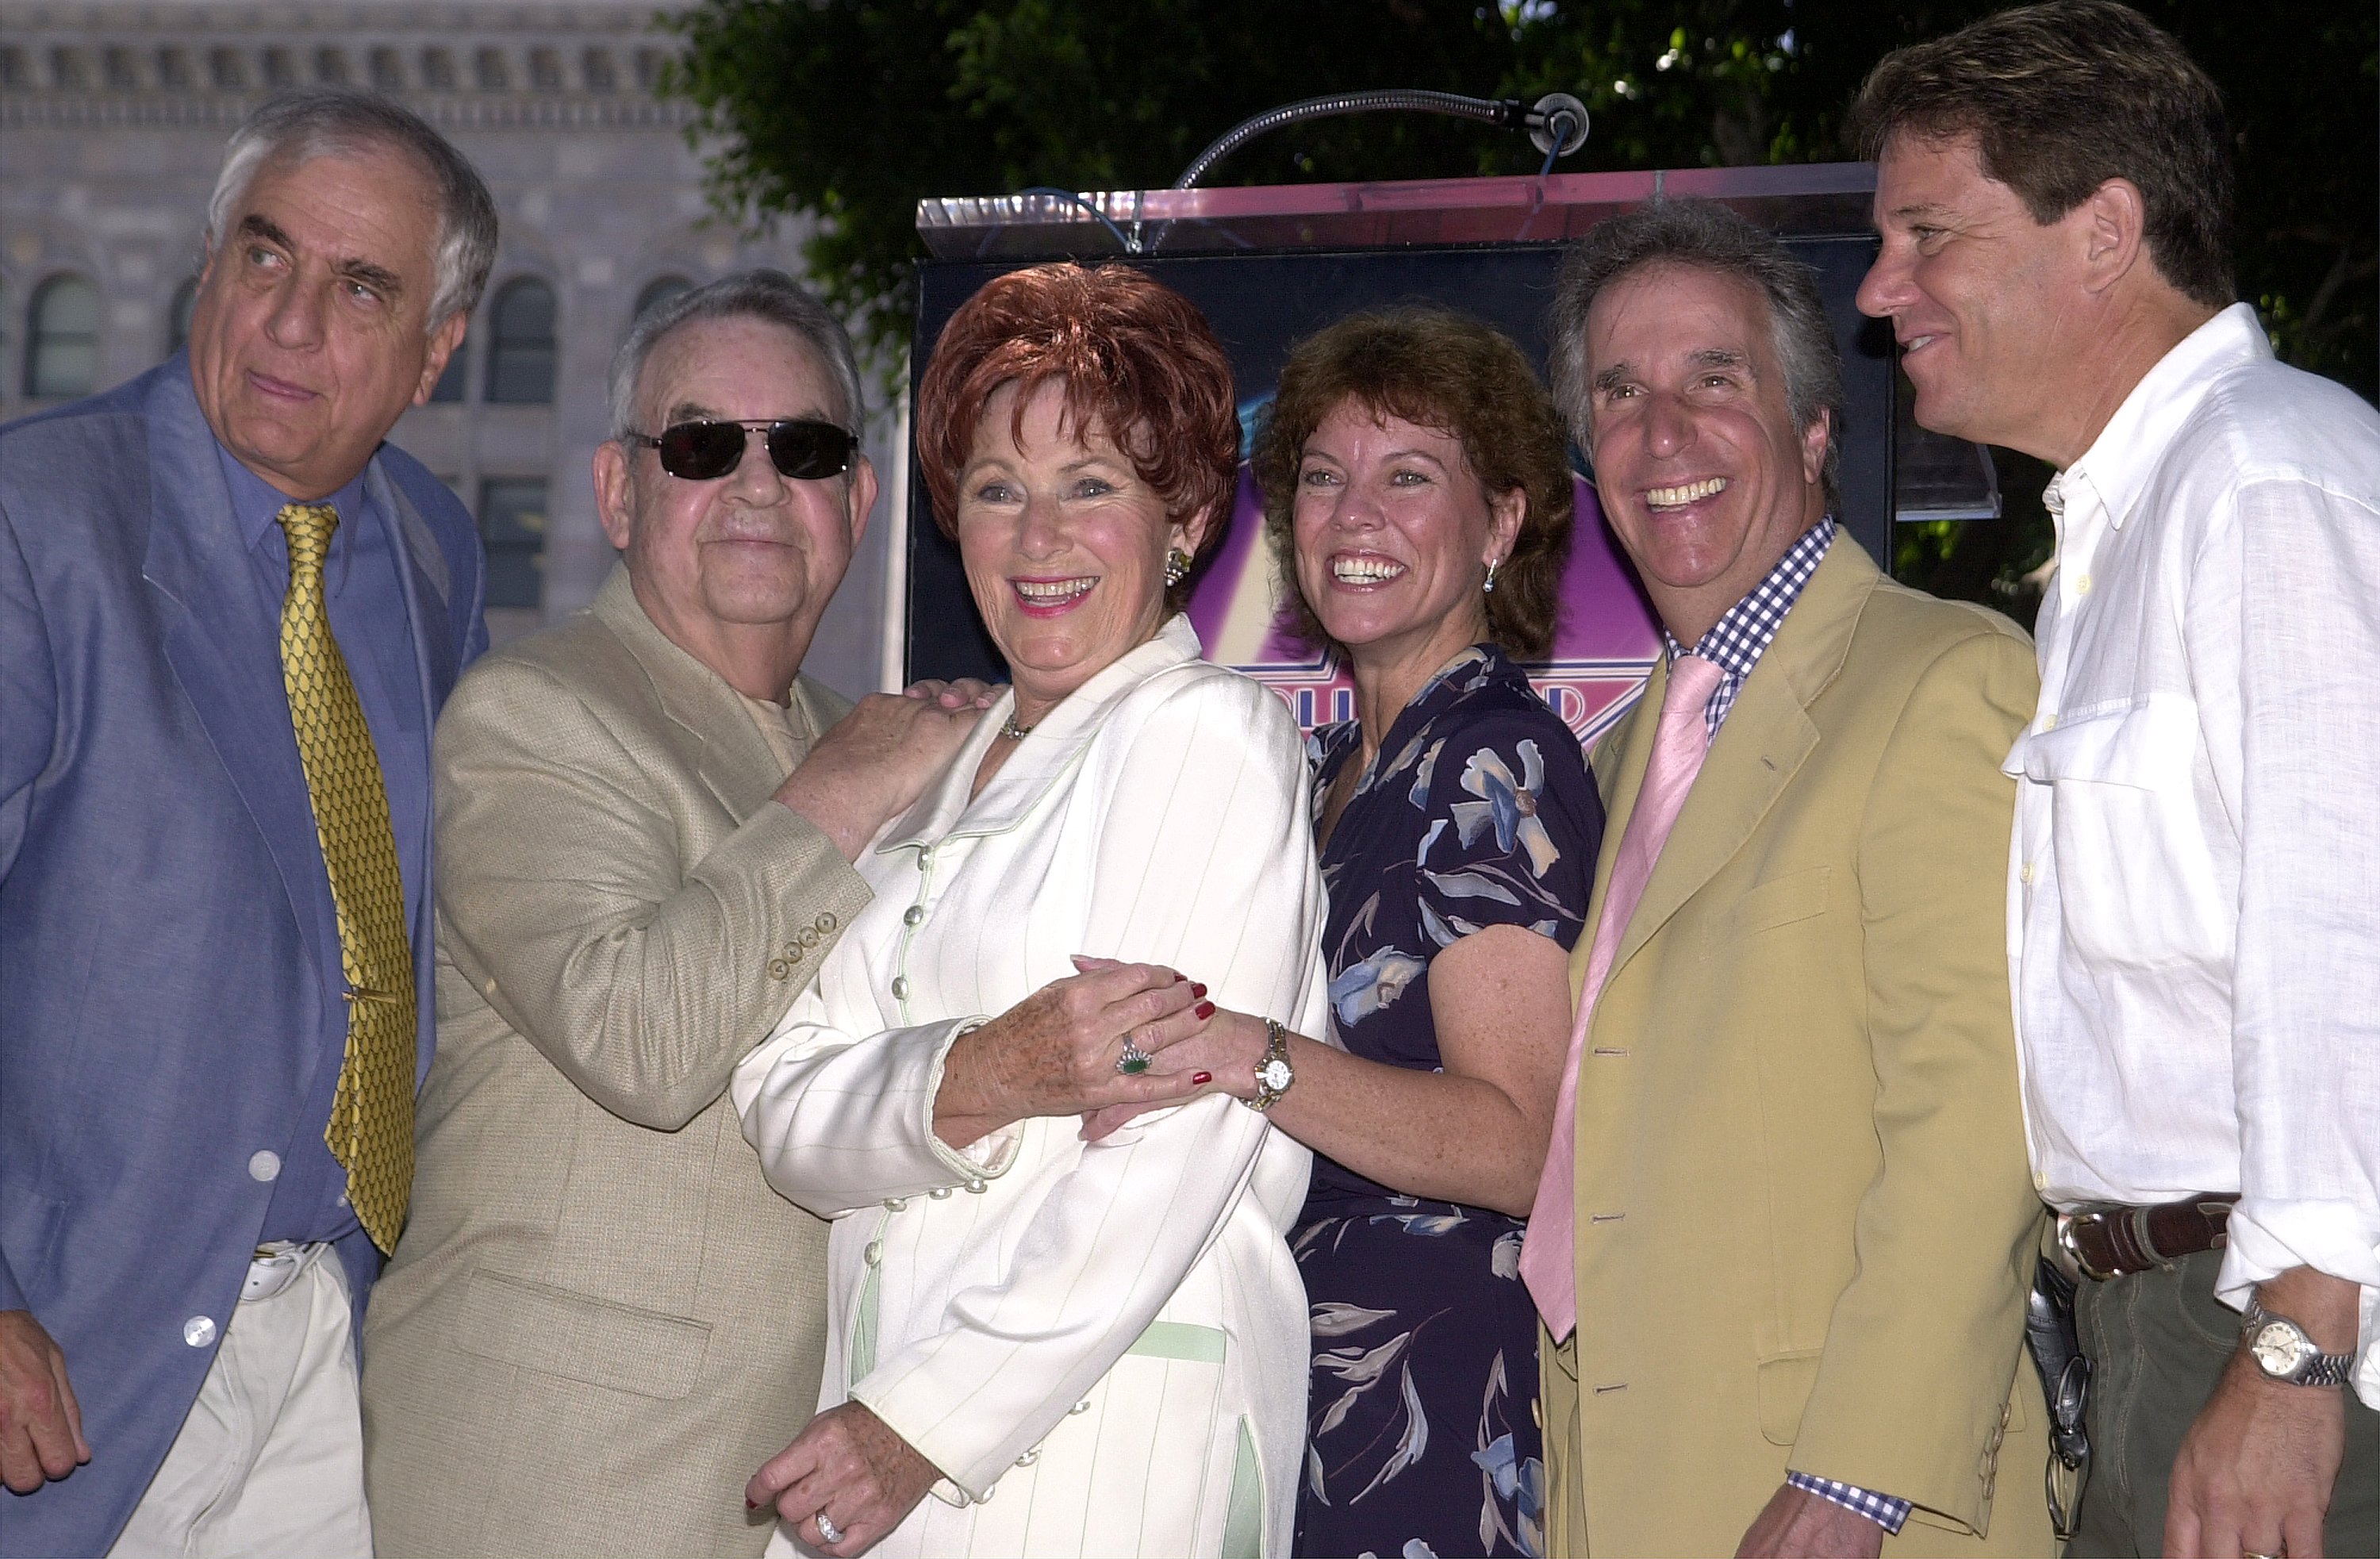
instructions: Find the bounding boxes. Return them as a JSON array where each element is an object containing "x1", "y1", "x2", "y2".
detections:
[
  {"x1": 1250, "y1": 1019, "x2": 1295, "y2": 1112},
  {"x1": 2240, "y1": 1297, "x2": 2355, "y2": 1387}
]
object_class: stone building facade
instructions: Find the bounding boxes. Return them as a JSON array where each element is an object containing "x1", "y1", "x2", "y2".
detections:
[{"x1": 0, "y1": 0, "x2": 896, "y2": 693}]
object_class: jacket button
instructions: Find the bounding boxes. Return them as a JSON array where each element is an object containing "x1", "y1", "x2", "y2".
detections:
[
  {"x1": 183, "y1": 1315, "x2": 217, "y2": 1347},
  {"x1": 891, "y1": 977, "x2": 910, "y2": 1000},
  {"x1": 864, "y1": 1241, "x2": 882, "y2": 1267},
  {"x1": 248, "y1": 1150, "x2": 282, "y2": 1182},
  {"x1": 1069, "y1": 1398, "x2": 1091, "y2": 1415},
  {"x1": 816, "y1": 912, "x2": 838, "y2": 932},
  {"x1": 883, "y1": 1197, "x2": 908, "y2": 1212},
  {"x1": 964, "y1": 1176, "x2": 987, "y2": 1194},
  {"x1": 767, "y1": 958, "x2": 790, "y2": 981},
  {"x1": 904, "y1": 904, "x2": 925, "y2": 927},
  {"x1": 929, "y1": 1186, "x2": 953, "y2": 1200},
  {"x1": 1014, "y1": 1448, "x2": 1038, "y2": 1466}
]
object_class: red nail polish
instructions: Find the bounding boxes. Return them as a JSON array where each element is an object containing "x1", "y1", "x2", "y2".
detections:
[
  {"x1": 1195, "y1": 1000, "x2": 1215, "y2": 1019},
  {"x1": 1191, "y1": 983, "x2": 1208, "y2": 999},
  {"x1": 745, "y1": 1498, "x2": 758, "y2": 1510},
  {"x1": 1192, "y1": 1071, "x2": 1213, "y2": 1086}
]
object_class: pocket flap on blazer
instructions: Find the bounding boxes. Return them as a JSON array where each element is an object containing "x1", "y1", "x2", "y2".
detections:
[
  {"x1": 1729, "y1": 866, "x2": 1832, "y2": 938},
  {"x1": 1757, "y1": 1350, "x2": 1822, "y2": 1446},
  {"x1": 453, "y1": 1267, "x2": 712, "y2": 1401}
]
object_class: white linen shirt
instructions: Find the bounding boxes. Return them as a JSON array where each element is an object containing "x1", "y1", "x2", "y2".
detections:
[
  {"x1": 2005, "y1": 303, "x2": 2380, "y2": 1403},
  {"x1": 734, "y1": 617, "x2": 1329, "y2": 1557}
]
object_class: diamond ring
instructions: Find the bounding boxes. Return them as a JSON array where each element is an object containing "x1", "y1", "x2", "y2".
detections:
[
  {"x1": 1115, "y1": 1042, "x2": 1152, "y2": 1075},
  {"x1": 814, "y1": 1511, "x2": 843, "y2": 1545}
]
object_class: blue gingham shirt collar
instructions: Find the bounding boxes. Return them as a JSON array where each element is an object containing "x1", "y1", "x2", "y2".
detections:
[{"x1": 1660, "y1": 516, "x2": 1836, "y2": 739}]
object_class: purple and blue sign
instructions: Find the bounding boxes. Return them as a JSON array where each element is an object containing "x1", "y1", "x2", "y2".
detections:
[{"x1": 1184, "y1": 463, "x2": 1660, "y2": 747}]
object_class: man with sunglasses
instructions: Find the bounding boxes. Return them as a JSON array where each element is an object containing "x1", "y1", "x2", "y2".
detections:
[{"x1": 357, "y1": 271, "x2": 989, "y2": 1559}]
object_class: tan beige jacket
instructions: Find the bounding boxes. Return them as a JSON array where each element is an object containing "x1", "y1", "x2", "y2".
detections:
[
  {"x1": 1540, "y1": 541, "x2": 2056, "y2": 1557},
  {"x1": 362, "y1": 566, "x2": 871, "y2": 1558}
]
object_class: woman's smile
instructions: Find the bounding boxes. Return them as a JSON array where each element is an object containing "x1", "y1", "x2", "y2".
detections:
[{"x1": 1008, "y1": 574, "x2": 1100, "y2": 616}]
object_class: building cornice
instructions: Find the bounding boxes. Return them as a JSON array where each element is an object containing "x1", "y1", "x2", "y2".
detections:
[{"x1": 2, "y1": 94, "x2": 695, "y2": 129}]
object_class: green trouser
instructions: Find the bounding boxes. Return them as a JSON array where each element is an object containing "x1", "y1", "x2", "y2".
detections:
[{"x1": 2070, "y1": 1249, "x2": 2378, "y2": 1558}]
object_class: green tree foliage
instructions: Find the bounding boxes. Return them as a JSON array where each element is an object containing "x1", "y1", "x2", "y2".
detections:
[
  {"x1": 666, "y1": 0, "x2": 2372, "y2": 397},
  {"x1": 665, "y1": 0, "x2": 2371, "y2": 621}
]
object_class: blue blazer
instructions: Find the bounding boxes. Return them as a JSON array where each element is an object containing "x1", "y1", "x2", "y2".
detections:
[{"x1": 0, "y1": 359, "x2": 486, "y2": 1556}]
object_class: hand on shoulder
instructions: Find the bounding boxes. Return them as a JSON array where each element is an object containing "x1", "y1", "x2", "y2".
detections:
[{"x1": 777, "y1": 681, "x2": 998, "y2": 860}]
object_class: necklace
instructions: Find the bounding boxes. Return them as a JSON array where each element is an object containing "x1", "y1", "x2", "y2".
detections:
[{"x1": 1000, "y1": 712, "x2": 1037, "y2": 741}]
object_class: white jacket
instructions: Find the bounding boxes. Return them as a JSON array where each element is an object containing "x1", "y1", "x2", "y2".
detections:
[{"x1": 734, "y1": 618, "x2": 1327, "y2": 1558}]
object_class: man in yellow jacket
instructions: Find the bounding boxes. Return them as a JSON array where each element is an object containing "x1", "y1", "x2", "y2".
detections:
[{"x1": 1518, "y1": 198, "x2": 2054, "y2": 1557}]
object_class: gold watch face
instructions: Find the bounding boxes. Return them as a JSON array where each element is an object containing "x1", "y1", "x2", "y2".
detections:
[
  {"x1": 1258, "y1": 1058, "x2": 1293, "y2": 1092},
  {"x1": 2251, "y1": 1320, "x2": 2310, "y2": 1377}
]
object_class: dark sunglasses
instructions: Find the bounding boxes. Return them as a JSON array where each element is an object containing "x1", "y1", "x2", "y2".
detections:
[{"x1": 627, "y1": 418, "x2": 857, "y2": 482}]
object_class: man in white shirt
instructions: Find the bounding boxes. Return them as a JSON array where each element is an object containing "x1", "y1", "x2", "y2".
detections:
[{"x1": 1854, "y1": 6, "x2": 2379, "y2": 1558}]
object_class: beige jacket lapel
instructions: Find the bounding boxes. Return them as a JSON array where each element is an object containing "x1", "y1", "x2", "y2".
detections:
[
  {"x1": 590, "y1": 563, "x2": 808, "y2": 817},
  {"x1": 1591, "y1": 540, "x2": 1881, "y2": 994}
]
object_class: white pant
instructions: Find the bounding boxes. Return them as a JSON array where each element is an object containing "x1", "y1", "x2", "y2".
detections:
[{"x1": 106, "y1": 1244, "x2": 372, "y2": 1559}]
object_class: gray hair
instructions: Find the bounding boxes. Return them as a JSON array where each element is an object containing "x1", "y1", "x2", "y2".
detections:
[
  {"x1": 206, "y1": 88, "x2": 499, "y2": 331},
  {"x1": 607, "y1": 270, "x2": 866, "y2": 444},
  {"x1": 1549, "y1": 198, "x2": 1844, "y2": 504}
]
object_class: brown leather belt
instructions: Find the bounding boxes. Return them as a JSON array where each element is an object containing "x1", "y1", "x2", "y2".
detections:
[{"x1": 2057, "y1": 1195, "x2": 2237, "y2": 1282}]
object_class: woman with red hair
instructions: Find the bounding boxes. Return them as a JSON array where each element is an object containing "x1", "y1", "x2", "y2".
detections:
[{"x1": 733, "y1": 263, "x2": 1326, "y2": 1557}]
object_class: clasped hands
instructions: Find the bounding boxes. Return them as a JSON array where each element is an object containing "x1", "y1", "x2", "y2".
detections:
[
  {"x1": 751, "y1": 958, "x2": 1267, "y2": 1551},
  {"x1": 928, "y1": 955, "x2": 1266, "y2": 1150}
]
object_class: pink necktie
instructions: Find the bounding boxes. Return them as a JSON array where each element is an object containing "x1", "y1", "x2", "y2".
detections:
[{"x1": 1521, "y1": 653, "x2": 1726, "y2": 1340}]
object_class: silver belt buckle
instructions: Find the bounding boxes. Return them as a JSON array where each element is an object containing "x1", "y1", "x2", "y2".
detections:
[{"x1": 242, "y1": 1241, "x2": 310, "y2": 1303}]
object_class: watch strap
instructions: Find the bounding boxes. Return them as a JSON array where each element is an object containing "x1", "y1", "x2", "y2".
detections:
[
  {"x1": 1250, "y1": 1019, "x2": 1294, "y2": 1112},
  {"x1": 2242, "y1": 1297, "x2": 2356, "y2": 1387}
]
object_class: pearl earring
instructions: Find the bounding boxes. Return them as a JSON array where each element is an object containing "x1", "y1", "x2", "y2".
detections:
[{"x1": 1164, "y1": 547, "x2": 1192, "y2": 587}]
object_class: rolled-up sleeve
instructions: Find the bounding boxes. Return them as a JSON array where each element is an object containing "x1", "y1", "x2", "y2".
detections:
[{"x1": 2209, "y1": 474, "x2": 2380, "y2": 1406}]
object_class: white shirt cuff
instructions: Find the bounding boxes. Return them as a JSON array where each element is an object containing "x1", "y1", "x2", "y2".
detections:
[{"x1": 2216, "y1": 1196, "x2": 2380, "y2": 1407}]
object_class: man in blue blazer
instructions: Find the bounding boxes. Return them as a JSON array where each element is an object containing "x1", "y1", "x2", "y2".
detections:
[{"x1": 0, "y1": 89, "x2": 495, "y2": 1557}]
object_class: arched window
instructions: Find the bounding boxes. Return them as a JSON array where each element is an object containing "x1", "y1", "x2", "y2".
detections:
[
  {"x1": 167, "y1": 275, "x2": 200, "y2": 358},
  {"x1": 631, "y1": 275, "x2": 692, "y2": 327},
  {"x1": 26, "y1": 276, "x2": 100, "y2": 399},
  {"x1": 485, "y1": 278, "x2": 556, "y2": 405}
]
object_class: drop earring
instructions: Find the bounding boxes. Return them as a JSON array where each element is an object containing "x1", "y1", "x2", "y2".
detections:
[
  {"x1": 1483, "y1": 558, "x2": 1500, "y2": 594},
  {"x1": 1164, "y1": 547, "x2": 1192, "y2": 587}
]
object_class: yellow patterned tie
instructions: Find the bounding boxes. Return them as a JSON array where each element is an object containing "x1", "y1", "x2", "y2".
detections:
[{"x1": 274, "y1": 502, "x2": 415, "y2": 1254}]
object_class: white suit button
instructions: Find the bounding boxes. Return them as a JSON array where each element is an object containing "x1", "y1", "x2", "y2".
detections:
[
  {"x1": 247, "y1": 1150, "x2": 281, "y2": 1182},
  {"x1": 891, "y1": 977, "x2": 910, "y2": 1000},
  {"x1": 964, "y1": 1176, "x2": 987, "y2": 1195},
  {"x1": 1014, "y1": 1448, "x2": 1038, "y2": 1467},
  {"x1": 904, "y1": 904, "x2": 925, "y2": 927},
  {"x1": 864, "y1": 1241, "x2": 883, "y2": 1266},
  {"x1": 182, "y1": 1315, "x2": 217, "y2": 1347}
]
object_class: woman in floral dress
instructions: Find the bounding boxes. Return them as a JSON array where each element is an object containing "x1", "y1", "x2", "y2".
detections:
[{"x1": 1124, "y1": 309, "x2": 1600, "y2": 1557}]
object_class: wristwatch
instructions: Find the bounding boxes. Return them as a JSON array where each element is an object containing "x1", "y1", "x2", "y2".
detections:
[
  {"x1": 1250, "y1": 1019, "x2": 1296, "y2": 1112},
  {"x1": 2240, "y1": 1296, "x2": 2355, "y2": 1387}
]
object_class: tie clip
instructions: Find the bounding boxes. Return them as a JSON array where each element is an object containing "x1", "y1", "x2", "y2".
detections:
[{"x1": 343, "y1": 985, "x2": 401, "y2": 1006}]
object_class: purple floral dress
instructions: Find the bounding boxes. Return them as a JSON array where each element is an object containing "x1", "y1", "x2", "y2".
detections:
[{"x1": 1293, "y1": 646, "x2": 1601, "y2": 1559}]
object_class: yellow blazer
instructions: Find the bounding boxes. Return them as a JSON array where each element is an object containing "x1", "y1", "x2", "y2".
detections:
[{"x1": 1539, "y1": 540, "x2": 2055, "y2": 1557}]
